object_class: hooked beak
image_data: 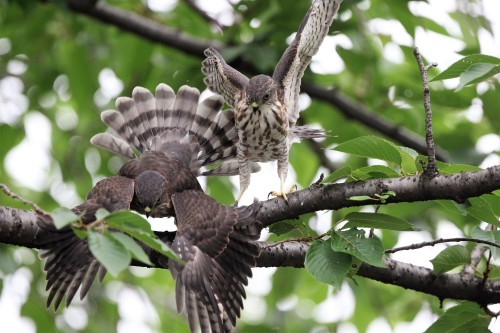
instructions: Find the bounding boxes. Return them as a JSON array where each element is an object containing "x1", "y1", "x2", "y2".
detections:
[
  {"x1": 251, "y1": 101, "x2": 259, "y2": 112},
  {"x1": 144, "y1": 206, "x2": 151, "y2": 218}
]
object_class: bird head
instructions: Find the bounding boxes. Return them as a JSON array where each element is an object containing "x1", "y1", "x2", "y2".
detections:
[
  {"x1": 134, "y1": 170, "x2": 170, "y2": 217},
  {"x1": 245, "y1": 75, "x2": 276, "y2": 112}
]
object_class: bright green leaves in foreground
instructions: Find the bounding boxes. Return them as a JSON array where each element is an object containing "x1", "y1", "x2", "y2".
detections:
[
  {"x1": 430, "y1": 245, "x2": 470, "y2": 275},
  {"x1": 424, "y1": 302, "x2": 491, "y2": 333},
  {"x1": 305, "y1": 240, "x2": 352, "y2": 289},
  {"x1": 432, "y1": 54, "x2": 500, "y2": 91},
  {"x1": 334, "y1": 136, "x2": 402, "y2": 166},
  {"x1": 342, "y1": 212, "x2": 417, "y2": 231},
  {"x1": 306, "y1": 228, "x2": 385, "y2": 289},
  {"x1": 50, "y1": 209, "x2": 180, "y2": 277}
]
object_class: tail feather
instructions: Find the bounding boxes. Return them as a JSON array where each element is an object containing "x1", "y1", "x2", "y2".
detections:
[
  {"x1": 290, "y1": 125, "x2": 327, "y2": 140},
  {"x1": 92, "y1": 83, "x2": 251, "y2": 176}
]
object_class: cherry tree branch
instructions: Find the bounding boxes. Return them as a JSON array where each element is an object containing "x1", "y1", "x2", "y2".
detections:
[
  {"x1": 385, "y1": 237, "x2": 500, "y2": 254},
  {"x1": 62, "y1": 0, "x2": 448, "y2": 162},
  {"x1": 414, "y1": 47, "x2": 438, "y2": 175}
]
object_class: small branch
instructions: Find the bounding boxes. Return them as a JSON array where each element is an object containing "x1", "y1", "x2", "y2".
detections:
[
  {"x1": 413, "y1": 47, "x2": 438, "y2": 175},
  {"x1": 0, "y1": 184, "x2": 47, "y2": 215},
  {"x1": 385, "y1": 237, "x2": 500, "y2": 254}
]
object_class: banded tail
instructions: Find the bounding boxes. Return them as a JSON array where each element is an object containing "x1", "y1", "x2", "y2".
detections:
[{"x1": 91, "y1": 83, "x2": 254, "y2": 175}]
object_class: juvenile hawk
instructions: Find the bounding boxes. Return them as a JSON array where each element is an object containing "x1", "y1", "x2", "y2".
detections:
[
  {"x1": 202, "y1": 0, "x2": 341, "y2": 202},
  {"x1": 38, "y1": 84, "x2": 262, "y2": 333}
]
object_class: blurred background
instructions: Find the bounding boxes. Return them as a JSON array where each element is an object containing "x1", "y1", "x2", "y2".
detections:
[{"x1": 0, "y1": 0, "x2": 499, "y2": 332}]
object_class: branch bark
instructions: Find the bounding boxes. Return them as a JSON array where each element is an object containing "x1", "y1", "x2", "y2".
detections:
[
  {"x1": 63, "y1": 0, "x2": 448, "y2": 162},
  {"x1": 1, "y1": 167, "x2": 499, "y2": 304}
]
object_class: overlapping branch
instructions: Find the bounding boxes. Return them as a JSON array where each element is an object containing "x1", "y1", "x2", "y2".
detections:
[{"x1": 1, "y1": 166, "x2": 499, "y2": 304}]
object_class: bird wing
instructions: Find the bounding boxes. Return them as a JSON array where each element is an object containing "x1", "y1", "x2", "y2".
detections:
[
  {"x1": 169, "y1": 190, "x2": 261, "y2": 333},
  {"x1": 272, "y1": 0, "x2": 340, "y2": 127},
  {"x1": 202, "y1": 47, "x2": 250, "y2": 108},
  {"x1": 37, "y1": 175, "x2": 135, "y2": 310}
]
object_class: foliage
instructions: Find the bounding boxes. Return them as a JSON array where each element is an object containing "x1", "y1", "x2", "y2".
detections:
[{"x1": 0, "y1": 0, "x2": 499, "y2": 333}]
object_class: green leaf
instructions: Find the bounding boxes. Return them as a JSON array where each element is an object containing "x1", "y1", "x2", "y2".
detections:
[
  {"x1": 439, "y1": 164, "x2": 482, "y2": 174},
  {"x1": 331, "y1": 229, "x2": 385, "y2": 267},
  {"x1": 269, "y1": 218, "x2": 306, "y2": 236},
  {"x1": 109, "y1": 232, "x2": 152, "y2": 266},
  {"x1": 333, "y1": 136, "x2": 402, "y2": 166},
  {"x1": 430, "y1": 245, "x2": 470, "y2": 275},
  {"x1": 51, "y1": 207, "x2": 79, "y2": 229},
  {"x1": 104, "y1": 213, "x2": 182, "y2": 264},
  {"x1": 305, "y1": 240, "x2": 352, "y2": 289},
  {"x1": 351, "y1": 165, "x2": 401, "y2": 180},
  {"x1": 95, "y1": 208, "x2": 110, "y2": 221},
  {"x1": 424, "y1": 302, "x2": 490, "y2": 333},
  {"x1": 431, "y1": 54, "x2": 500, "y2": 81},
  {"x1": 471, "y1": 227, "x2": 500, "y2": 259},
  {"x1": 322, "y1": 166, "x2": 352, "y2": 184},
  {"x1": 348, "y1": 195, "x2": 377, "y2": 202},
  {"x1": 465, "y1": 197, "x2": 499, "y2": 227},
  {"x1": 88, "y1": 230, "x2": 131, "y2": 277},
  {"x1": 104, "y1": 210, "x2": 153, "y2": 233},
  {"x1": 342, "y1": 212, "x2": 417, "y2": 231},
  {"x1": 456, "y1": 63, "x2": 500, "y2": 90}
]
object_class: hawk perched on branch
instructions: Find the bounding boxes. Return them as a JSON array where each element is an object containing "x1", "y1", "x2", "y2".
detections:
[
  {"x1": 38, "y1": 84, "x2": 262, "y2": 333},
  {"x1": 202, "y1": 0, "x2": 341, "y2": 203}
]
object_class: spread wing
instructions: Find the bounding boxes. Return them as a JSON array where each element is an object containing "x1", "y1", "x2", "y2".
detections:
[
  {"x1": 272, "y1": 0, "x2": 340, "y2": 127},
  {"x1": 169, "y1": 190, "x2": 261, "y2": 333},
  {"x1": 37, "y1": 176, "x2": 135, "y2": 310},
  {"x1": 202, "y1": 47, "x2": 250, "y2": 107}
]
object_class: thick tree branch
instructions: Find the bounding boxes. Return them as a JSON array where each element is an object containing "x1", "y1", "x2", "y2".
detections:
[
  {"x1": 257, "y1": 165, "x2": 500, "y2": 227},
  {"x1": 62, "y1": 0, "x2": 448, "y2": 162}
]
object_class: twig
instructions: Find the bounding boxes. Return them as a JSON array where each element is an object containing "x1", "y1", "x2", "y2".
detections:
[
  {"x1": 385, "y1": 237, "x2": 500, "y2": 254},
  {"x1": 0, "y1": 184, "x2": 47, "y2": 215},
  {"x1": 413, "y1": 47, "x2": 438, "y2": 175}
]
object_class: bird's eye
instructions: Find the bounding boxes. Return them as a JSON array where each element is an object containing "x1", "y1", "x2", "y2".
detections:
[{"x1": 263, "y1": 93, "x2": 270, "y2": 101}]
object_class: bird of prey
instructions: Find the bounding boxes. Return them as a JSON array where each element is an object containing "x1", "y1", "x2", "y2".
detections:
[
  {"x1": 37, "y1": 83, "x2": 262, "y2": 333},
  {"x1": 202, "y1": 0, "x2": 341, "y2": 203}
]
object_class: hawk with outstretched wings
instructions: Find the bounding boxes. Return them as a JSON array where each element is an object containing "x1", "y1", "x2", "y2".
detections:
[
  {"x1": 202, "y1": 0, "x2": 341, "y2": 203},
  {"x1": 37, "y1": 84, "x2": 262, "y2": 333}
]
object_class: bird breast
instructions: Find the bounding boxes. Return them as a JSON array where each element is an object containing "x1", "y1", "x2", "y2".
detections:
[{"x1": 235, "y1": 99, "x2": 289, "y2": 161}]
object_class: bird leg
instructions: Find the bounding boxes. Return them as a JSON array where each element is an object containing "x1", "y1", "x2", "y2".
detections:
[{"x1": 268, "y1": 153, "x2": 294, "y2": 201}]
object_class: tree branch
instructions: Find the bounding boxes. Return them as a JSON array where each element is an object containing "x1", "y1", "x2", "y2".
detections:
[
  {"x1": 385, "y1": 237, "x2": 500, "y2": 254},
  {"x1": 413, "y1": 47, "x2": 438, "y2": 175},
  {"x1": 62, "y1": 0, "x2": 448, "y2": 162}
]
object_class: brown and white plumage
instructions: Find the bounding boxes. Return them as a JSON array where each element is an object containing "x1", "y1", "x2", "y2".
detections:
[
  {"x1": 202, "y1": 0, "x2": 340, "y2": 202},
  {"x1": 37, "y1": 84, "x2": 262, "y2": 333}
]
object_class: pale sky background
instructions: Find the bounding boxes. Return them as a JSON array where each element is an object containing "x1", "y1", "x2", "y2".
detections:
[{"x1": 1, "y1": 0, "x2": 500, "y2": 332}]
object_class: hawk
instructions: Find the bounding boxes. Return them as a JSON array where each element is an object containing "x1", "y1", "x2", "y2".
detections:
[
  {"x1": 37, "y1": 84, "x2": 262, "y2": 333},
  {"x1": 202, "y1": 0, "x2": 341, "y2": 203}
]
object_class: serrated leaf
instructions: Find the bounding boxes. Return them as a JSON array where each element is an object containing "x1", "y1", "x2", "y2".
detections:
[
  {"x1": 431, "y1": 54, "x2": 500, "y2": 81},
  {"x1": 269, "y1": 221, "x2": 298, "y2": 236},
  {"x1": 110, "y1": 232, "x2": 152, "y2": 266},
  {"x1": 305, "y1": 240, "x2": 352, "y2": 289},
  {"x1": 331, "y1": 229, "x2": 385, "y2": 267},
  {"x1": 435, "y1": 200, "x2": 468, "y2": 216},
  {"x1": 105, "y1": 214, "x2": 182, "y2": 264},
  {"x1": 456, "y1": 63, "x2": 500, "y2": 90},
  {"x1": 88, "y1": 230, "x2": 131, "y2": 277},
  {"x1": 342, "y1": 212, "x2": 416, "y2": 231},
  {"x1": 51, "y1": 207, "x2": 79, "y2": 229},
  {"x1": 333, "y1": 136, "x2": 402, "y2": 166},
  {"x1": 430, "y1": 245, "x2": 470, "y2": 275},
  {"x1": 424, "y1": 302, "x2": 490, "y2": 333},
  {"x1": 465, "y1": 197, "x2": 499, "y2": 227},
  {"x1": 471, "y1": 226, "x2": 500, "y2": 259},
  {"x1": 322, "y1": 166, "x2": 352, "y2": 184}
]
